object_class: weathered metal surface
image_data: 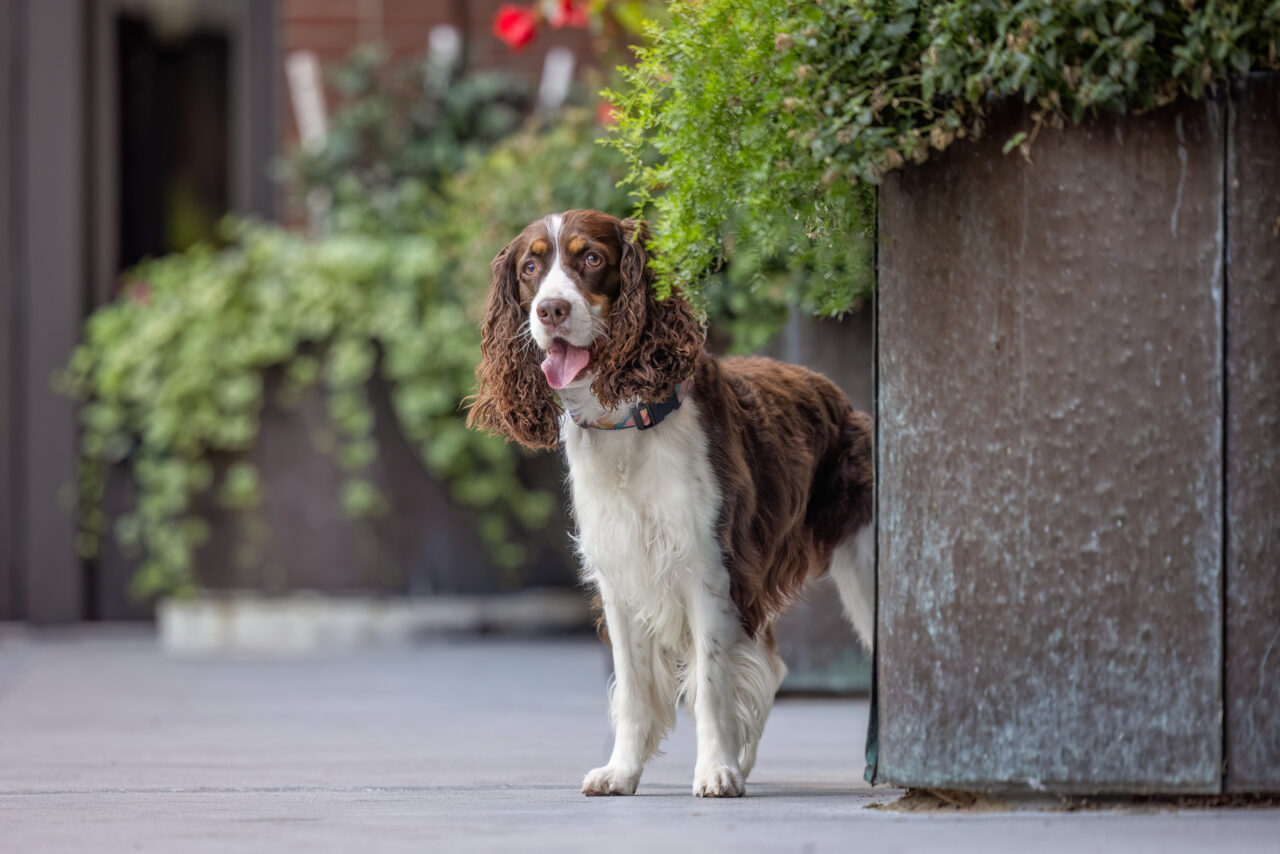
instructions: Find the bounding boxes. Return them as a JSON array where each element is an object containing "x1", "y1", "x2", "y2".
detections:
[
  {"x1": 877, "y1": 97, "x2": 1225, "y2": 791},
  {"x1": 1225, "y1": 74, "x2": 1280, "y2": 792},
  {"x1": 771, "y1": 308, "x2": 874, "y2": 693}
]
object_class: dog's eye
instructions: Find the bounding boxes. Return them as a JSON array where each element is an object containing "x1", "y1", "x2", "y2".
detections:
[
  {"x1": 584, "y1": 252, "x2": 602, "y2": 268},
  {"x1": 522, "y1": 260, "x2": 537, "y2": 275}
]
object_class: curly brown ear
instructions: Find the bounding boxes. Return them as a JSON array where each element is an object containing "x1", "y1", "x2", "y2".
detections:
[
  {"x1": 592, "y1": 218, "x2": 705, "y2": 409},
  {"x1": 466, "y1": 238, "x2": 562, "y2": 450}
]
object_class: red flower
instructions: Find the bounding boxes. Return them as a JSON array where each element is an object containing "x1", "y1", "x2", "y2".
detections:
[
  {"x1": 596, "y1": 99, "x2": 620, "y2": 126},
  {"x1": 550, "y1": 0, "x2": 589, "y2": 28},
  {"x1": 493, "y1": 5, "x2": 538, "y2": 51}
]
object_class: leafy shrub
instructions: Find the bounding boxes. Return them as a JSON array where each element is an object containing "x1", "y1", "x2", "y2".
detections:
[
  {"x1": 62, "y1": 52, "x2": 567, "y2": 598},
  {"x1": 63, "y1": 222, "x2": 558, "y2": 598},
  {"x1": 280, "y1": 45, "x2": 533, "y2": 233},
  {"x1": 611, "y1": 0, "x2": 1280, "y2": 308}
]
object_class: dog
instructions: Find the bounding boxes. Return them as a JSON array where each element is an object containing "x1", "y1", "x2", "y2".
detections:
[{"x1": 467, "y1": 210, "x2": 875, "y2": 797}]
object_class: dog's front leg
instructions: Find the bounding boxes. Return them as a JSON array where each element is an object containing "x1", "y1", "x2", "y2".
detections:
[
  {"x1": 685, "y1": 564, "x2": 747, "y2": 798},
  {"x1": 582, "y1": 580, "x2": 674, "y2": 796}
]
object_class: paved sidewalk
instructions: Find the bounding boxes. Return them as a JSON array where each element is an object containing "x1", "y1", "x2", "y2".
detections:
[{"x1": 0, "y1": 627, "x2": 1276, "y2": 853}]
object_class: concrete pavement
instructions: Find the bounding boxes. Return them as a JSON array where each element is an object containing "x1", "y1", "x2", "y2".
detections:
[{"x1": 0, "y1": 626, "x2": 1276, "y2": 852}]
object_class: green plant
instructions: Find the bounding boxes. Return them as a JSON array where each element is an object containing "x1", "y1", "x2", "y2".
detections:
[
  {"x1": 610, "y1": 0, "x2": 1280, "y2": 308},
  {"x1": 444, "y1": 108, "x2": 637, "y2": 303},
  {"x1": 64, "y1": 50, "x2": 565, "y2": 599},
  {"x1": 63, "y1": 222, "x2": 555, "y2": 598},
  {"x1": 606, "y1": 0, "x2": 877, "y2": 313},
  {"x1": 280, "y1": 45, "x2": 533, "y2": 233},
  {"x1": 445, "y1": 106, "x2": 816, "y2": 353}
]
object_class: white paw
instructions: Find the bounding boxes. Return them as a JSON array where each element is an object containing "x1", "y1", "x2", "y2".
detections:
[
  {"x1": 692, "y1": 764, "x2": 745, "y2": 798},
  {"x1": 582, "y1": 765, "x2": 640, "y2": 796}
]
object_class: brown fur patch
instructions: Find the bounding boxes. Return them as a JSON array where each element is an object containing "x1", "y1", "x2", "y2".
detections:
[
  {"x1": 568, "y1": 236, "x2": 587, "y2": 254},
  {"x1": 583, "y1": 290, "x2": 612, "y2": 312},
  {"x1": 587, "y1": 218, "x2": 704, "y2": 409},
  {"x1": 693, "y1": 356, "x2": 875, "y2": 636},
  {"x1": 465, "y1": 227, "x2": 563, "y2": 450},
  {"x1": 530, "y1": 238, "x2": 548, "y2": 255}
]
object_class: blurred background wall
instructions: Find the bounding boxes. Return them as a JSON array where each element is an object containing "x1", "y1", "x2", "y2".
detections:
[{"x1": 0, "y1": 0, "x2": 600, "y2": 622}]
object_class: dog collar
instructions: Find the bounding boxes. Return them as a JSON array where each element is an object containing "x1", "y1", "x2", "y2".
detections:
[{"x1": 564, "y1": 379, "x2": 693, "y2": 431}]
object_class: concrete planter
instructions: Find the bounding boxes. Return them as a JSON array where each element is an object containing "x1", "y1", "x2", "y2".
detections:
[{"x1": 873, "y1": 74, "x2": 1279, "y2": 793}]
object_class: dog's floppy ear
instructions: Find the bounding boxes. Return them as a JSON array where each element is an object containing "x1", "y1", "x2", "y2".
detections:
[
  {"x1": 466, "y1": 236, "x2": 562, "y2": 450},
  {"x1": 592, "y1": 218, "x2": 704, "y2": 409}
]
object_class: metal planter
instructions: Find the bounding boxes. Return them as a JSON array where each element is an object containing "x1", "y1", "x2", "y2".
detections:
[{"x1": 873, "y1": 75, "x2": 1279, "y2": 793}]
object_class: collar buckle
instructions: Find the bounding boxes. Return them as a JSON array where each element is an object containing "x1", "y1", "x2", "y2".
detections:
[{"x1": 569, "y1": 376, "x2": 693, "y2": 432}]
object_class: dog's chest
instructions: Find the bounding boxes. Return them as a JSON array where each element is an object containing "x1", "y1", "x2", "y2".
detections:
[{"x1": 564, "y1": 405, "x2": 722, "y2": 636}]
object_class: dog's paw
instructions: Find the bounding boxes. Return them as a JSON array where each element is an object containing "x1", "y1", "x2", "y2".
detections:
[
  {"x1": 582, "y1": 765, "x2": 640, "y2": 796},
  {"x1": 692, "y1": 764, "x2": 745, "y2": 798}
]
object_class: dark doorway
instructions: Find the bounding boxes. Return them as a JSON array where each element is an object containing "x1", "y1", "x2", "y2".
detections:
[
  {"x1": 117, "y1": 14, "x2": 231, "y2": 271},
  {"x1": 88, "y1": 1, "x2": 278, "y2": 620}
]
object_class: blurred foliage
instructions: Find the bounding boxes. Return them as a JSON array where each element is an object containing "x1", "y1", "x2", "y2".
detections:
[
  {"x1": 63, "y1": 51, "x2": 557, "y2": 599},
  {"x1": 62, "y1": 223, "x2": 555, "y2": 598},
  {"x1": 609, "y1": 0, "x2": 1280, "y2": 308},
  {"x1": 279, "y1": 45, "x2": 533, "y2": 233},
  {"x1": 444, "y1": 108, "x2": 636, "y2": 299}
]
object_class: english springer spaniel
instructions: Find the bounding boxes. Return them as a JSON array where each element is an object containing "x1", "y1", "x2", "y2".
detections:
[{"x1": 467, "y1": 210, "x2": 874, "y2": 798}]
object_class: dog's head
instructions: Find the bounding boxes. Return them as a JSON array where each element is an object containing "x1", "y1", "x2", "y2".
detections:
[{"x1": 466, "y1": 210, "x2": 703, "y2": 449}]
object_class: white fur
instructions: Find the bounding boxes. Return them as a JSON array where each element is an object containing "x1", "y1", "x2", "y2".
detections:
[
  {"x1": 529, "y1": 214, "x2": 599, "y2": 350},
  {"x1": 562, "y1": 387, "x2": 790, "y2": 798},
  {"x1": 830, "y1": 525, "x2": 876, "y2": 649}
]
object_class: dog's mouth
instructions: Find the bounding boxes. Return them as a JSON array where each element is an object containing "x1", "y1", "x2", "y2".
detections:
[{"x1": 541, "y1": 338, "x2": 595, "y2": 390}]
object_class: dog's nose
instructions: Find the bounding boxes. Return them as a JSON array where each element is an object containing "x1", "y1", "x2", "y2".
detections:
[{"x1": 536, "y1": 299, "x2": 571, "y2": 327}]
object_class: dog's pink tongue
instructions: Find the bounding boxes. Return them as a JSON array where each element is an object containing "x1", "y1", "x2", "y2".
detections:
[{"x1": 541, "y1": 340, "x2": 591, "y2": 389}]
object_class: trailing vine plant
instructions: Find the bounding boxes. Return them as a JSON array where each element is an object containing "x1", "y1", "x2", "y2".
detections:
[{"x1": 63, "y1": 223, "x2": 560, "y2": 598}]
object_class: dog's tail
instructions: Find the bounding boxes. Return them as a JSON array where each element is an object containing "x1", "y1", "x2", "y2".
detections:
[
  {"x1": 829, "y1": 525, "x2": 875, "y2": 648},
  {"x1": 810, "y1": 410, "x2": 876, "y2": 648}
]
